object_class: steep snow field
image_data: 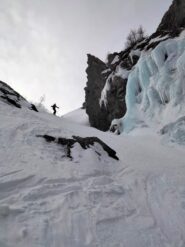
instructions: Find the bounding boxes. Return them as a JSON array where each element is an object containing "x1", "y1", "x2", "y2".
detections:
[
  {"x1": 63, "y1": 108, "x2": 89, "y2": 126},
  {"x1": 1, "y1": 101, "x2": 185, "y2": 247}
]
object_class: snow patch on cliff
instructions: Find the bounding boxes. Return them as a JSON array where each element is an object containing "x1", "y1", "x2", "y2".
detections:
[
  {"x1": 99, "y1": 68, "x2": 129, "y2": 108},
  {"x1": 99, "y1": 73, "x2": 113, "y2": 107}
]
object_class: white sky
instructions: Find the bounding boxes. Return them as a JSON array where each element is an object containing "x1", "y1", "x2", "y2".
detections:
[{"x1": 0, "y1": 0, "x2": 172, "y2": 115}]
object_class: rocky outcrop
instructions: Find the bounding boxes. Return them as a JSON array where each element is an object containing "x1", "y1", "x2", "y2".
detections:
[
  {"x1": 85, "y1": 54, "x2": 110, "y2": 131},
  {"x1": 85, "y1": 54, "x2": 127, "y2": 131},
  {"x1": 157, "y1": 0, "x2": 185, "y2": 32},
  {"x1": 0, "y1": 81, "x2": 38, "y2": 112},
  {"x1": 37, "y1": 134, "x2": 119, "y2": 160}
]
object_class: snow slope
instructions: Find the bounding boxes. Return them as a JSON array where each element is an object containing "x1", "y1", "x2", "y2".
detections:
[
  {"x1": 1, "y1": 101, "x2": 185, "y2": 247},
  {"x1": 63, "y1": 108, "x2": 89, "y2": 126}
]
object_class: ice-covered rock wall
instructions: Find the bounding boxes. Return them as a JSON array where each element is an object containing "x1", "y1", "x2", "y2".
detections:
[
  {"x1": 121, "y1": 31, "x2": 185, "y2": 132},
  {"x1": 85, "y1": 0, "x2": 185, "y2": 133}
]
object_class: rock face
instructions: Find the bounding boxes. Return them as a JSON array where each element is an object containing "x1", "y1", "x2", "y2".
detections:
[
  {"x1": 84, "y1": 0, "x2": 185, "y2": 132},
  {"x1": 85, "y1": 54, "x2": 110, "y2": 131},
  {"x1": 157, "y1": 0, "x2": 185, "y2": 32},
  {"x1": 0, "y1": 80, "x2": 38, "y2": 112},
  {"x1": 104, "y1": 75, "x2": 127, "y2": 121},
  {"x1": 85, "y1": 54, "x2": 127, "y2": 131}
]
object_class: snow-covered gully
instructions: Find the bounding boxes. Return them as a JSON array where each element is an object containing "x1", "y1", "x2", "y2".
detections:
[{"x1": 0, "y1": 102, "x2": 185, "y2": 247}]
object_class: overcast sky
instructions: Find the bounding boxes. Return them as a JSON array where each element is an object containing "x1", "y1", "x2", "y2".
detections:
[{"x1": 0, "y1": 0, "x2": 172, "y2": 115}]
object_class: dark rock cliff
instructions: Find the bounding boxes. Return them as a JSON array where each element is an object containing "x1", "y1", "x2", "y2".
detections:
[
  {"x1": 157, "y1": 0, "x2": 185, "y2": 32},
  {"x1": 85, "y1": 54, "x2": 127, "y2": 131},
  {"x1": 84, "y1": 0, "x2": 185, "y2": 132},
  {"x1": 85, "y1": 54, "x2": 110, "y2": 131}
]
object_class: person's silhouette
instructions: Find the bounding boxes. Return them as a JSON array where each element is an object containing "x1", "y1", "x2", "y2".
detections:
[{"x1": 51, "y1": 103, "x2": 59, "y2": 115}]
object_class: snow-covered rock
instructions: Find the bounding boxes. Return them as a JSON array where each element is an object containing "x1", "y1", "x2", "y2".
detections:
[
  {"x1": 37, "y1": 134, "x2": 119, "y2": 160},
  {"x1": 0, "y1": 81, "x2": 38, "y2": 112}
]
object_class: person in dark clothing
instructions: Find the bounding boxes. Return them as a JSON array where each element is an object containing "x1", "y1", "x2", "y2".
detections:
[{"x1": 51, "y1": 103, "x2": 59, "y2": 115}]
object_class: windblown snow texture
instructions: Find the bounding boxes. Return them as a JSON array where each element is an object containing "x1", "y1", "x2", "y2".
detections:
[{"x1": 1, "y1": 100, "x2": 185, "y2": 247}]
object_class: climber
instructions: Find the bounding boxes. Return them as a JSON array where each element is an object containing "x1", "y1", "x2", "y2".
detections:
[{"x1": 51, "y1": 103, "x2": 59, "y2": 115}]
